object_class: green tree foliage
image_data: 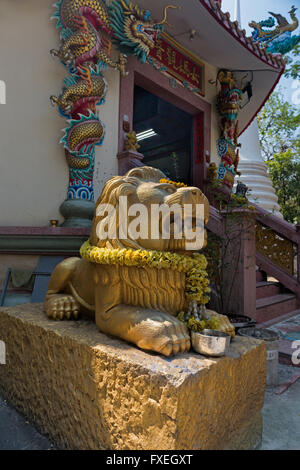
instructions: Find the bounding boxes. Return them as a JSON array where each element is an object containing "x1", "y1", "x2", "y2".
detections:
[
  {"x1": 285, "y1": 43, "x2": 300, "y2": 80},
  {"x1": 257, "y1": 89, "x2": 300, "y2": 224},
  {"x1": 266, "y1": 151, "x2": 300, "y2": 223},
  {"x1": 257, "y1": 90, "x2": 299, "y2": 161}
]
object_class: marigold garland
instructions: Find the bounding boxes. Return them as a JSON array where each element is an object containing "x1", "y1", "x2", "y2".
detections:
[
  {"x1": 159, "y1": 178, "x2": 188, "y2": 188},
  {"x1": 80, "y1": 241, "x2": 211, "y2": 305}
]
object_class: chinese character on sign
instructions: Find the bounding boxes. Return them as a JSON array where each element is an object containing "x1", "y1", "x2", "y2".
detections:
[
  {"x1": 155, "y1": 39, "x2": 165, "y2": 61},
  {"x1": 150, "y1": 34, "x2": 204, "y2": 96}
]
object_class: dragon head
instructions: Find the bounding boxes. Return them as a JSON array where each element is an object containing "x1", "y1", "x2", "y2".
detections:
[
  {"x1": 109, "y1": 1, "x2": 178, "y2": 63},
  {"x1": 248, "y1": 20, "x2": 259, "y2": 29}
]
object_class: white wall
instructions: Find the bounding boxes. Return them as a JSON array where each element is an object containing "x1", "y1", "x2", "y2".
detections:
[
  {"x1": 0, "y1": 0, "x2": 66, "y2": 226},
  {"x1": 0, "y1": 0, "x2": 120, "y2": 226},
  {"x1": 94, "y1": 67, "x2": 120, "y2": 202},
  {"x1": 93, "y1": 0, "x2": 120, "y2": 201},
  {"x1": 0, "y1": 0, "x2": 220, "y2": 227}
]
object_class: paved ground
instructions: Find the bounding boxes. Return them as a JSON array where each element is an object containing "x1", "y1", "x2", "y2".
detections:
[
  {"x1": 0, "y1": 397, "x2": 53, "y2": 450},
  {"x1": 258, "y1": 312, "x2": 300, "y2": 366},
  {"x1": 0, "y1": 362, "x2": 299, "y2": 450},
  {"x1": 260, "y1": 363, "x2": 300, "y2": 450}
]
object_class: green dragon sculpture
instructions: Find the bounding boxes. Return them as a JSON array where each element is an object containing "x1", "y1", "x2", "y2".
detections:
[
  {"x1": 51, "y1": 0, "x2": 176, "y2": 74},
  {"x1": 50, "y1": 0, "x2": 177, "y2": 201}
]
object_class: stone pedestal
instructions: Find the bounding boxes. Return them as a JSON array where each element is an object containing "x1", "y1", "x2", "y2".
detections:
[
  {"x1": 0, "y1": 304, "x2": 266, "y2": 450},
  {"x1": 235, "y1": 120, "x2": 282, "y2": 217},
  {"x1": 59, "y1": 199, "x2": 95, "y2": 228}
]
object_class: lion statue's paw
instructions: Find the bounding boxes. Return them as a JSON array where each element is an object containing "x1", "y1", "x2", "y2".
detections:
[
  {"x1": 130, "y1": 313, "x2": 191, "y2": 357},
  {"x1": 44, "y1": 294, "x2": 80, "y2": 321}
]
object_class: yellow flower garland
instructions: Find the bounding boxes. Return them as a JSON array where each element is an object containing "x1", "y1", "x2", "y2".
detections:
[
  {"x1": 159, "y1": 178, "x2": 188, "y2": 188},
  {"x1": 80, "y1": 240, "x2": 211, "y2": 305}
]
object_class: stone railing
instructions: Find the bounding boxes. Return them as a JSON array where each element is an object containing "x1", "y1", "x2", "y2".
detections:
[
  {"x1": 206, "y1": 201, "x2": 300, "y2": 317},
  {"x1": 255, "y1": 205, "x2": 300, "y2": 299},
  {"x1": 207, "y1": 205, "x2": 257, "y2": 317}
]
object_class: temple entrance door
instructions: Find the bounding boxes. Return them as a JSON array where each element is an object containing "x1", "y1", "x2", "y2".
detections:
[{"x1": 133, "y1": 85, "x2": 194, "y2": 186}]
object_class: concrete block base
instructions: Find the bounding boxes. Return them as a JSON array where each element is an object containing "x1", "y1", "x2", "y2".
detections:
[{"x1": 0, "y1": 304, "x2": 266, "y2": 450}]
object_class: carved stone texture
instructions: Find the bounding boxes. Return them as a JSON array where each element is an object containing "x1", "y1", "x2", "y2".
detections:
[{"x1": 0, "y1": 303, "x2": 266, "y2": 450}]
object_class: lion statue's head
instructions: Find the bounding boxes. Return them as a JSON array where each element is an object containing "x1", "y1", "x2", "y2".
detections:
[{"x1": 90, "y1": 166, "x2": 209, "y2": 253}]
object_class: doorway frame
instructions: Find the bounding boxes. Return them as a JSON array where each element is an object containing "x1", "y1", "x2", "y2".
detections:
[{"x1": 118, "y1": 56, "x2": 211, "y2": 191}]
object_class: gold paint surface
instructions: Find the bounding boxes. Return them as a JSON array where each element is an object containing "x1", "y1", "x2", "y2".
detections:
[{"x1": 43, "y1": 167, "x2": 234, "y2": 357}]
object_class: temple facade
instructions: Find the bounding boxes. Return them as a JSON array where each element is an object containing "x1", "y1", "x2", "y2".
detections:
[
  {"x1": 0, "y1": 0, "x2": 285, "y2": 227},
  {"x1": 0, "y1": 0, "x2": 299, "y2": 326}
]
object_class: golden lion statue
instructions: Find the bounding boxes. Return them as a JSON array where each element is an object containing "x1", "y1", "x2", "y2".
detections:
[{"x1": 44, "y1": 167, "x2": 233, "y2": 356}]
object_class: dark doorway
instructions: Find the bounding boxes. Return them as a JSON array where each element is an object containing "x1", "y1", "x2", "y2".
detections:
[{"x1": 133, "y1": 85, "x2": 193, "y2": 185}]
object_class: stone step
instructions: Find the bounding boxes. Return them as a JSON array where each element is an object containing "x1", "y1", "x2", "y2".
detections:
[
  {"x1": 256, "y1": 309, "x2": 300, "y2": 329},
  {"x1": 255, "y1": 294, "x2": 298, "y2": 324},
  {"x1": 256, "y1": 281, "x2": 281, "y2": 300}
]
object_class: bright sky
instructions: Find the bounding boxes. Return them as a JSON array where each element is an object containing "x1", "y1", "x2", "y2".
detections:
[{"x1": 222, "y1": 0, "x2": 300, "y2": 102}]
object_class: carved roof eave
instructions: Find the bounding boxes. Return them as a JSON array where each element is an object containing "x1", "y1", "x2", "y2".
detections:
[
  {"x1": 200, "y1": 0, "x2": 287, "y2": 71},
  {"x1": 198, "y1": 0, "x2": 286, "y2": 135},
  {"x1": 123, "y1": 0, "x2": 287, "y2": 135}
]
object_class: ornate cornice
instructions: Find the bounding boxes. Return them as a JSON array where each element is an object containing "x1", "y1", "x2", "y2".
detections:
[{"x1": 0, "y1": 227, "x2": 90, "y2": 255}]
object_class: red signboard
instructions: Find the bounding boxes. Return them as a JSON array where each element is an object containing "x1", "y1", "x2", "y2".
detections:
[{"x1": 149, "y1": 33, "x2": 205, "y2": 96}]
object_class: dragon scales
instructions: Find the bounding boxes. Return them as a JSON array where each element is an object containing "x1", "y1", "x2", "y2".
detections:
[
  {"x1": 50, "y1": 0, "x2": 177, "y2": 201},
  {"x1": 215, "y1": 70, "x2": 242, "y2": 190}
]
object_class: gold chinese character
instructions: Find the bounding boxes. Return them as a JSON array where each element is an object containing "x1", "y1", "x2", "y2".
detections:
[
  {"x1": 166, "y1": 48, "x2": 176, "y2": 66},
  {"x1": 176, "y1": 57, "x2": 185, "y2": 74},
  {"x1": 155, "y1": 39, "x2": 165, "y2": 61},
  {"x1": 190, "y1": 67, "x2": 200, "y2": 85},
  {"x1": 183, "y1": 61, "x2": 191, "y2": 78}
]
